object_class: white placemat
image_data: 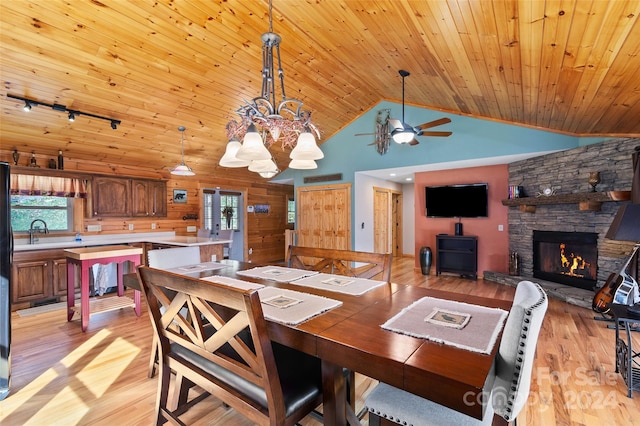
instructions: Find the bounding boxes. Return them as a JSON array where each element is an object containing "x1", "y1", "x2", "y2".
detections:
[
  {"x1": 236, "y1": 265, "x2": 319, "y2": 282},
  {"x1": 164, "y1": 262, "x2": 228, "y2": 275},
  {"x1": 290, "y1": 273, "x2": 387, "y2": 295},
  {"x1": 381, "y1": 296, "x2": 508, "y2": 354},
  {"x1": 257, "y1": 287, "x2": 342, "y2": 325},
  {"x1": 200, "y1": 275, "x2": 264, "y2": 291}
]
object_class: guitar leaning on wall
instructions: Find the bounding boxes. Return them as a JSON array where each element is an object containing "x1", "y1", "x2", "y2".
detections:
[{"x1": 592, "y1": 244, "x2": 640, "y2": 314}]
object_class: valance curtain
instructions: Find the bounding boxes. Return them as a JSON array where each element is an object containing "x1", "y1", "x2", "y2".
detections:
[{"x1": 10, "y1": 174, "x2": 88, "y2": 198}]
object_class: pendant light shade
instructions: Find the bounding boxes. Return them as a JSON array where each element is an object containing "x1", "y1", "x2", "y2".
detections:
[
  {"x1": 170, "y1": 126, "x2": 195, "y2": 176},
  {"x1": 288, "y1": 158, "x2": 317, "y2": 169},
  {"x1": 290, "y1": 130, "x2": 324, "y2": 160},
  {"x1": 236, "y1": 123, "x2": 272, "y2": 161},
  {"x1": 219, "y1": 138, "x2": 251, "y2": 167}
]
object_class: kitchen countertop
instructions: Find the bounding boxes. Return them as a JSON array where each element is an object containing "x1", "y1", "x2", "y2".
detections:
[{"x1": 14, "y1": 231, "x2": 232, "y2": 252}]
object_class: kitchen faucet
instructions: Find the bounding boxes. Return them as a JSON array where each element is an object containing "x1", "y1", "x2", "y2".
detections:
[{"x1": 29, "y1": 219, "x2": 49, "y2": 244}]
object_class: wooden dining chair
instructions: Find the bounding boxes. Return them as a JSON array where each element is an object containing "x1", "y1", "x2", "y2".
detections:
[
  {"x1": 287, "y1": 245, "x2": 392, "y2": 282},
  {"x1": 364, "y1": 280, "x2": 548, "y2": 426},
  {"x1": 137, "y1": 266, "x2": 324, "y2": 426},
  {"x1": 287, "y1": 245, "x2": 392, "y2": 419},
  {"x1": 217, "y1": 229, "x2": 234, "y2": 259},
  {"x1": 146, "y1": 246, "x2": 202, "y2": 377}
]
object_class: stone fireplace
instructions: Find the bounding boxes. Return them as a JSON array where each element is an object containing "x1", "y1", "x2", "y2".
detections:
[{"x1": 532, "y1": 230, "x2": 598, "y2": 290}]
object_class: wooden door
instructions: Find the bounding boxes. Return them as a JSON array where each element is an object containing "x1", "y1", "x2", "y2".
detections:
[
  {"x1": 297, "y1": 184, "x2": 351, "y2": 250},
  {"x1": 373, "y1": 188, "x2": 389, "y2": 253},
  {"x1": 373, "y1": 187, "x2": 403, "y2": 256}
]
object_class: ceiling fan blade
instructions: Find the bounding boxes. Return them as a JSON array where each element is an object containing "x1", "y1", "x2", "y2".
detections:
[
  {"x1": 408, "y1": 139, "x2": 420, "y2": 146},
  {"x1": 355, "y1": 132, "x2": 377, "y2": 136},
  {"x1": 388, "y1": 118, "x2": 403, "y2": 129},
  {"x1": 416, "y1": 117, "x2": 452, "y2": 130},
  {"x1": 418, "y1": 131, "x2": 452, "y2": 137}
]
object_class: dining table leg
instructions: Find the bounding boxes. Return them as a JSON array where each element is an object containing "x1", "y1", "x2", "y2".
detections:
[
  {"x1": 80, "y1": 262, "x2": 90, "y2": 332},
  {"x1": 321, "y1": 359, "x2": 347, "y2": 426}
]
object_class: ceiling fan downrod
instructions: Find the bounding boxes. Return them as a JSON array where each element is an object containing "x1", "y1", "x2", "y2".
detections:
[{"x1": 399, "y1": 69, "x2": 410, "y2": 123}]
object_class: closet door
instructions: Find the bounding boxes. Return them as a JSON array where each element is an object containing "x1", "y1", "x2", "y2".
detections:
[{"x1": 297, "y1": 183, "x2": 351, "y2": 250}]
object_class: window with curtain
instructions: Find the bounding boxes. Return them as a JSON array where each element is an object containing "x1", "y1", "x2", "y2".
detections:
[{"x1": 9, "y1": 174, "x2": 87, "y2": 233}]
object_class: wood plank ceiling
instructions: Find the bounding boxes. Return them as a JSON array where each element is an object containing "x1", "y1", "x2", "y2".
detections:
[{"x1": 1, "y1": 0, "x2": 639, "y2": 178}]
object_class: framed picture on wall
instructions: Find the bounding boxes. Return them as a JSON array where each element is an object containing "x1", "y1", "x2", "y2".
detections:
[{"x1": 173, "y1": 189, "x2": 187, "y2": 203}]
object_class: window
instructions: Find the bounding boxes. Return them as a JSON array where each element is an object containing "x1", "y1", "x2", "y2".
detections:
[
  {"x1": 287, "y1": 198, "x2": 295, "y2": 224},
  {"x1": 11, "y1": 195, "x2": 74, "y2": 232},
  {"x1": 221, "y1": 195, "x2": 239, "y2": 230}
]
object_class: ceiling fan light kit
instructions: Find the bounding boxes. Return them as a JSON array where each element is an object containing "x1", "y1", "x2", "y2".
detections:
[{"x1": 218, "y1": 0, "x2": 322, "y2": 177}]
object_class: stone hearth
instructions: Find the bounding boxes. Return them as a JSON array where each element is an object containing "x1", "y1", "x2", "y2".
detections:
[{"x1": 484, "y1": 271, "x2": 592, "y2": 309}]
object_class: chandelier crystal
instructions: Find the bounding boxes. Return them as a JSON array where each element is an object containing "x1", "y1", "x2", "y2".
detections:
[{"x1": 219, "y1": 0, "x2": 321, "y2": 177}]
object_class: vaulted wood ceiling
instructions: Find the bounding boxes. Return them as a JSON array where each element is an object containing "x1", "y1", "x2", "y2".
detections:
[{"x1": 1, "y1": 0, "x2": 639, "y2": 178}]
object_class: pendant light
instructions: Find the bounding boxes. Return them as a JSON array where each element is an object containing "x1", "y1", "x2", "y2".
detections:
[{"x1": 170, "y1": 126, "x2": 195, "y2": 176}]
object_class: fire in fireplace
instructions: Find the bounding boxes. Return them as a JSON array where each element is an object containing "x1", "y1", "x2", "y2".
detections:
[{"x1": 533, "y1": 230, "x2": 598, "y2": 290}]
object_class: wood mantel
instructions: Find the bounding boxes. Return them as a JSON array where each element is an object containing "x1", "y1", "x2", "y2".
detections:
[{"x1": 501, "y1": 190, "x2": 631, "y2": 213}]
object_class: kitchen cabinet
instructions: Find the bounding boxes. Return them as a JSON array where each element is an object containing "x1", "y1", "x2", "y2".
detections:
[
  {"x1": 131, "y1": 179, "x2": 166, "y2": 217},
  {"x1": 12, "y1": 249, "x2": 75, "y2": 310},
  {"x1": 89, "y1": 176, "x2": 166, "y2": 218},
  {"x1": 89, "y1": 177, "x2": 131, "y2": 217}
]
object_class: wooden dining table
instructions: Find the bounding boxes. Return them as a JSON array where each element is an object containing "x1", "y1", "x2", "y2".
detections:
[{"x1": 124, "y1": 260, "x2": 511, "y2": 426}]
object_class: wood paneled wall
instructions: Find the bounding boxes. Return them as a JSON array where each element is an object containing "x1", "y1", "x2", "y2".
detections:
[{"x1": 1, "y1": 149, "x2": 294, "y2": 263}]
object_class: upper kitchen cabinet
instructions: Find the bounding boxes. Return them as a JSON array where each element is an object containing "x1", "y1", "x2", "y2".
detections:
[
  {"x1": 88, "y1": 177, "x2": 131, "y2": 217},
  {"x1": 131, "y1": 179, "x2": 167, "y2": 217},
  {"x1": 88, "y1": 176, "x2": 166, "y2": 218}
]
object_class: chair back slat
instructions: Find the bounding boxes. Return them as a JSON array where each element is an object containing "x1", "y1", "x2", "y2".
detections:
[{"x1": 287, "y1": 245, "x2": 392, "y2": 282}]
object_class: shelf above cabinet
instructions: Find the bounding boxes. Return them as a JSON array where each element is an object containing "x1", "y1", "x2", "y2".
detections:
[{"x1": 501, "y1": 191, "x2": 630, "y2": 213}]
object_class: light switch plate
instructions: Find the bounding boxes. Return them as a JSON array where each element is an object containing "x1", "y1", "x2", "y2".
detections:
[
  {"x1": 128, "y1": 223, "x2": 134, "y2": 231},
  {"x1": 187, "y1": 225, "x2": 197, "y2": 232}
]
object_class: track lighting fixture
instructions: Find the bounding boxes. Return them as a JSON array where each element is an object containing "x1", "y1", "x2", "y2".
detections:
[{"x1": 7, "y1": 94, "x2": 121, "y2": 129}]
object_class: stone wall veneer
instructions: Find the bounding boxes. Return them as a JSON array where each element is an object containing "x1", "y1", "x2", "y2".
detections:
[{"x1": 506, "y1": 138, "x2": 639, "y2": 285}]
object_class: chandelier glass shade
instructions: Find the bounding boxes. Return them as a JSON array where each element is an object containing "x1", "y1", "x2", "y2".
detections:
[
  {"x1": 391, "y1": 127, "x2": 416, "y2": 144},
  {"x1": 219, "y1": 139, "x2": 251, "y2": 168},
  {"x1": 218, "y1": 0, "x2": 322, "y2": 177},
  {"x1": 288, "y1": 159, "x2": 317, "y2": 169},
  {"x1": 170, "y1": 126, "x2": 195, "y2": 176}
]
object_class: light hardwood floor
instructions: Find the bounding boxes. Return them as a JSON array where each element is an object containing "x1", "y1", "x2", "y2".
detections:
[{"x1": 1, "y1": 257, "x2": 639, "y2": 425}]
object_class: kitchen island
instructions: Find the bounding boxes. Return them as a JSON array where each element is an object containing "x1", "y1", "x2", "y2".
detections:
[{"x1": 11, "y1": 232, "x2": 232, "y2": 310}]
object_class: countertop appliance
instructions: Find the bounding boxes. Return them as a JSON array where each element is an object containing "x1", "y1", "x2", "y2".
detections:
[{"x1": 1, "y1": 162, "x2": 12, "y2": 400}]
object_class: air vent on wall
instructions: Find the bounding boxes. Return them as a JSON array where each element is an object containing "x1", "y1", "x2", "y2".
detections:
[{"x1": 303, "y1": 173, "x2": 343, "y2": 184}]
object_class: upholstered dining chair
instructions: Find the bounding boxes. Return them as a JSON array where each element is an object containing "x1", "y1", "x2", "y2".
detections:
[
  {"x1": 137, "y1": 266, "x2": 324, "y2": 426},
  {"x1": 146, "y1": 246, "x2": 202, "y2": 377},
  {"x1": 365, "y1": 280, "x2": 548, "y2": 426}
]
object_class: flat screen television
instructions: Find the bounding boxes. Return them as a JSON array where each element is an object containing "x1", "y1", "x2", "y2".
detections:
[{"x1": 425, "y1": 183, "x2": 488, "y2": 218}]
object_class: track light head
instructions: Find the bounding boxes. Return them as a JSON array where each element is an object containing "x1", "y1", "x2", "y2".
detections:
[
  {"x1": 110, "y1": 120, "x2": 119, "y2": 130},
  {"x1": 23, "y1": 101, "x2": 32, "y2": 112},
  {"x1": 68, "y1": 111, "x2": 76, "y2": 122}
]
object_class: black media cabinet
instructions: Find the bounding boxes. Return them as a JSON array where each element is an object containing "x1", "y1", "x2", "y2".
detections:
[{"x1": 435, "y1": 234, "x2": 478, "y2": 279}]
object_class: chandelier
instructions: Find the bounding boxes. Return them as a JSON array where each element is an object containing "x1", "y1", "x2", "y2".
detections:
[{"x1": 219, "y1": 0, "x2": 323, "y2": 177}]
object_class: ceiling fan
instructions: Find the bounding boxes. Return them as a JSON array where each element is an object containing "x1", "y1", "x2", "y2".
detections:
[{"x1": 356, "y1": 70, "x2": 452, "y2": 148}]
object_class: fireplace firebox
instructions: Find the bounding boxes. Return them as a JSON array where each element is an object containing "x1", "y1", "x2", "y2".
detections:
[{"x1": 533, "y1": 231, "x2": 598, "y2": 290}]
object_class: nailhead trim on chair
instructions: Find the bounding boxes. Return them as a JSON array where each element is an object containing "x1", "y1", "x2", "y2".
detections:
[{"x1": 502, "y1": 284, "x2": 546, "y2": 421}]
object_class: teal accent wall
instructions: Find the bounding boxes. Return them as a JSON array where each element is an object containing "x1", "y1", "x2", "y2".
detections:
[{"x1": 278, "y1": 101, "x2": 584, "y2": 186}]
